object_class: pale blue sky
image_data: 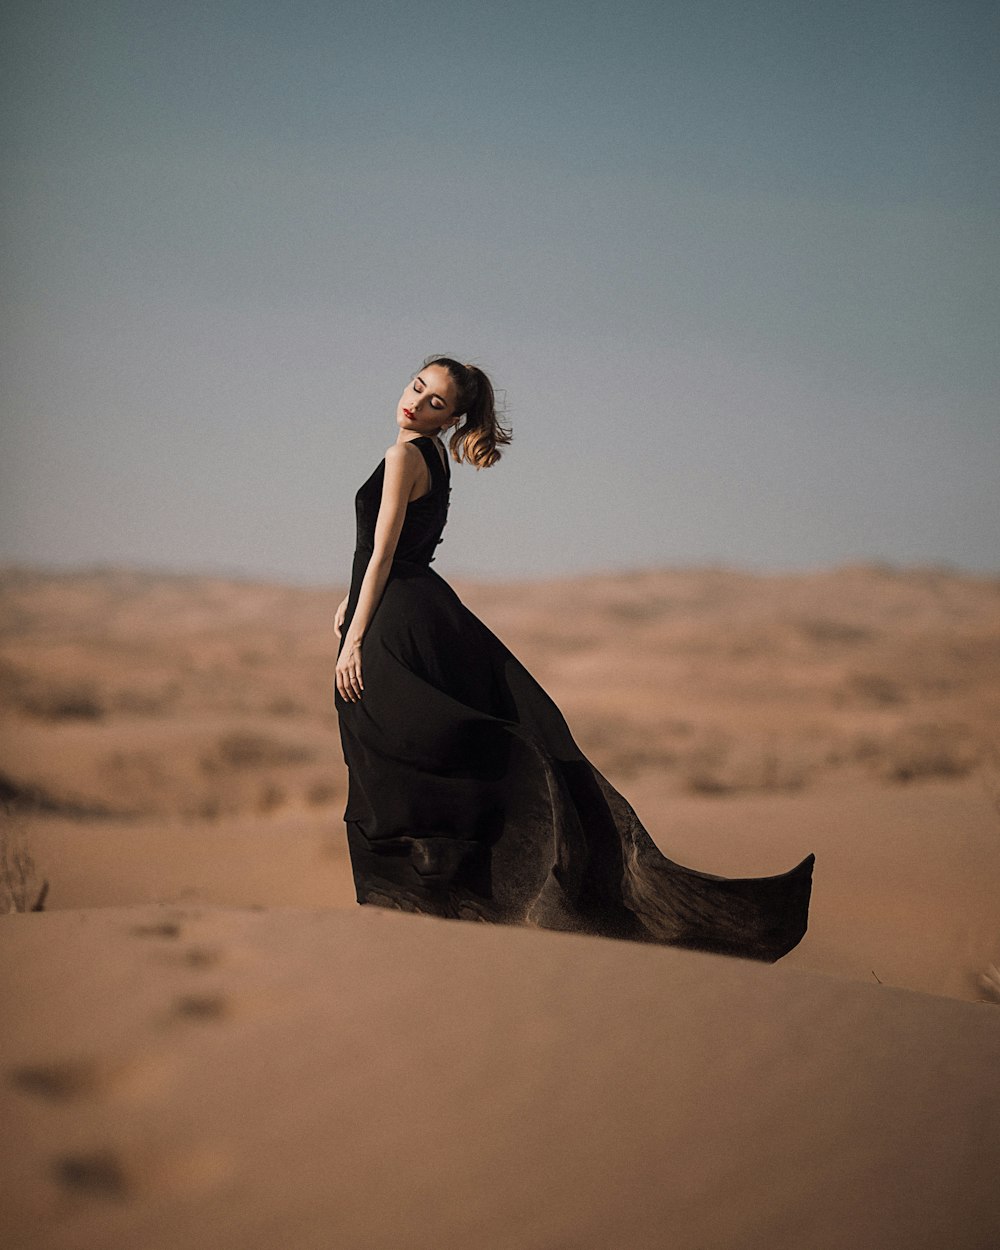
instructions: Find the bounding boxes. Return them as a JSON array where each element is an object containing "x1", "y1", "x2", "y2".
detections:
[{"x1": 2, "y1": 0, "x2": 997, "y2": 583}]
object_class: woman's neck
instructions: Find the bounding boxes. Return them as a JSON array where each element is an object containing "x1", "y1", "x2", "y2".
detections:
[{"x1": 399, "y1": 430, "x2": 442, "y2": 442}]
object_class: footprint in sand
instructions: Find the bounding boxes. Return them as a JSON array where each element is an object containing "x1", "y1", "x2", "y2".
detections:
[
  {"x1": 169, "y1": 992, "x2": 231, "y2": 1022},
  {"x1": 128, "y1": 909, "x2": 204, "y2": 942},
  {"x1": 179, "y1": 945, "x2": 222, "y2": 969},
  {"x1": 129, "y1": 920, "x2": 183, "y2": 939},
  {"x1": 53, "y1": 1149, "x2": 132, "y2": 1200}
]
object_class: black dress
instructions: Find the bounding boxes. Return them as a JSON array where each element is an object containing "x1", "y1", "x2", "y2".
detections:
[{"x1": 336, "y1": 436, "x2": 814, "y2": 962}]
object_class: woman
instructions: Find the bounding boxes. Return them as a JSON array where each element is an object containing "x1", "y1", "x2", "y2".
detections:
[{"x1": 333, "y1": 357, "x2": 814, "y2": 961}]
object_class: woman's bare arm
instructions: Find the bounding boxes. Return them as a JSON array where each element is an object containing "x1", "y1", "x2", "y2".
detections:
[{"x1": 335, "y1": 443, "x2": 425, "y2": 702}]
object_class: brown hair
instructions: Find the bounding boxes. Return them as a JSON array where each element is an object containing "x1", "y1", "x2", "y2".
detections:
[{"x1": 421, "y1": 356, "x2": 512, "y2": 470}]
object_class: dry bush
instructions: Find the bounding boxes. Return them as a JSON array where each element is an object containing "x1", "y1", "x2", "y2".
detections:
[
  {"x1": 795, "y1": 617, "x2": 876, "y2": 646},
  {"x1": 602, "y1": 598, "x2": 672, "y2": 623},
  {"x1": 0, "y1": 770, "x2": 113, "y2": 819},
  {"x1": 875, "y1": 724, "x2": 981, "y2": 784},
  {"x1": 0, "y1": 659, "x2": 107, "y2": 720},
  {"x1": 682, "y1": 733, "x2": 809, "y2": 796},
  {"x1": 257, "y1": 781, "x2": 285, "y2": 813},
  {"x1": 0, "y1": 804, "x2": 44, "y2": 913},
  {"x1": 978, "y1": 964, "x2": 1000, "y2": 1004},
  {"x1": 267, "y1": 695, "x2": 305, "y2": 717},
  {"x1": 12, "y1": 680, "x2": 104, "y2": 720},
  {"x1": 202, "y1": 731, "x2": 316, "y2": 772},
  {"x1": 845, "y1": 672, "x2": 907, "y2": 706},
  {"x1": 307, "y1": 780, "x2": 339, "y2": 807},
  {"x1": 845, "y1": 725, "x2": 982, "y2": 783},
  {"x1": 196, "y1": 797, "x2": 222, "y2": 821}
]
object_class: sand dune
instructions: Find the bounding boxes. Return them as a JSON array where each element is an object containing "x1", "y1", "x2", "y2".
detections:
[
  {"x1": 3, "y1": 904, "x2": 999, "y2": 1249},
  {"x1": 2, "y1": 564, "x2": 999, "y2": 1245}
]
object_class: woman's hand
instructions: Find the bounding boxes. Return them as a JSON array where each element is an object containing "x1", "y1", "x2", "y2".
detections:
[
  {"x1": 333, "y1": 596, "x2": 348, "y2": 641},
  {"x1": 336, "y1": 635, "x2": 364, "y2": 703}
]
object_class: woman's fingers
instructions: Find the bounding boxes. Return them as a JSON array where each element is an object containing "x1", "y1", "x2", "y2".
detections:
[
  {"x1": 335, "y1": 657, "x2": 363, "y2": 703},
  {"x1": 334, "y1": 637, "x2": 363, "y2": 704}
]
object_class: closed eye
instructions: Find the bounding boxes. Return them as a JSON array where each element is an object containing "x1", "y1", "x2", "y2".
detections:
[{"x1": 415, "y1": 376, "x2": 447, "y2": 409}]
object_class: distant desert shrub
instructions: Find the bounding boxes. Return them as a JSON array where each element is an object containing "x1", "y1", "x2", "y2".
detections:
[
  {"x1": 796, "y1": 618, "x2": 875, "y2": 646},
  {"x1": 257, "y1": 782, "x2": 285, "y2": 813},
  {"x1": 203, "y1": 731, "x2": 316, "y2": 772},
  {"x1": 0, "y1": 659, "x2": 104, "y2": 720},
  {"x1": 307, "y1": 780, "x2": 339, "y2": 806},
  {"x1": 16, "y1": 681, "x2": 104, "y2": 720},
  {"x1": 196, "y1": 797, "x2": 222, "y2": 821},
  {"x1": 267, "y1": 695, "x2": 305, "y2": 717},
  {"x1": 0, "y1": 771, "x2": 111, "y2": 818},
  {"x1": 842, "y1": 726, "x2": 981, "y2": 784},
  {"x1": 682, "y1": 733, "x2": 809, "y2": 796},
  {"x1": 845, "y1": 672, "x2": 907, "y2": 706},
  {"x1": 603, "y1": 598, "x2": 672, "y2": 624},
  {"x1": 876, "y1": 724, "x2": 981, "y2": 783},
  {"x1": 844, "y1": 734, "x2": 883, "y2": 765}
]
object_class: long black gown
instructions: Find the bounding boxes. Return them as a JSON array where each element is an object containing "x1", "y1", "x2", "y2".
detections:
[{"x1": 335, "y1": 436, "x2": 814, "y2": 962}]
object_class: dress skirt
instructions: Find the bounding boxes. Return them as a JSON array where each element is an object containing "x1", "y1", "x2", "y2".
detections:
[{"x1": 336, "y1": 556, "x2": 814, "y2": 963}]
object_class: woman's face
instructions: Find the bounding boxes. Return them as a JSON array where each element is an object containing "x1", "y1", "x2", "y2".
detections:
[{"x1": 396, "y1": 364, "x2": 460, "y2": 436}]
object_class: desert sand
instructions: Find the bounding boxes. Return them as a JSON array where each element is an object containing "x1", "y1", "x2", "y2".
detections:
[{"x1": 2, "y1": 564, "x2": 999, "y2": 1247}]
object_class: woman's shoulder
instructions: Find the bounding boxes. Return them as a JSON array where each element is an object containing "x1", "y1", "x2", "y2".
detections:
[
  {"x1": 384, "y1": 440, "x2": 424, "y2": 464},
  {"x1": 382, "y1": 441, "x2": 426, "y2": 489}
]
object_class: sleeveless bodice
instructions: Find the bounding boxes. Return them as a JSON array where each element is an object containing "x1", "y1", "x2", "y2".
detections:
[{"x1": 353, "y1": 436, "x2": 451, "y2": 566}]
